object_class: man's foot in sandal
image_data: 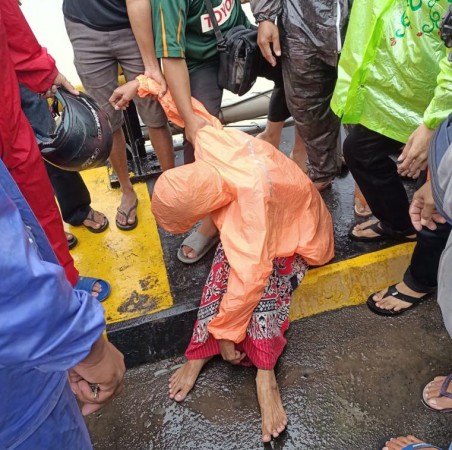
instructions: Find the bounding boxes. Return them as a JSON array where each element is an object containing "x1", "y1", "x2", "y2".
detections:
[
  {"x1": 65, "y1": 231, "x2": 78, "y2": 250},
  {"x1": 116, "y1": 193, "x2": 138, "y2": 231},
  {"x1": 422, "y1": 375, "x2": 452, "y2": 413},
  {"x1": 75, "y1": 276, "x2": 111, "y2": 302},
  {"x1": 82, "y1": 208, "x2": 109, "y2": 233},
  {"x1": 367, "y1": 281, "x2": 433, "y2": 316},
  {"x1": 382, "y1": 435, "x2": 443, "y2": 450},
  {"x1": 350, "y1": 218, "x2": 416, "y2": 242}
]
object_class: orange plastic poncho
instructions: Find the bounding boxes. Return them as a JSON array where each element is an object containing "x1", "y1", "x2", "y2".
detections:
[{"x1": 137, "y1": 76, "x2": 334, "y2": 344}]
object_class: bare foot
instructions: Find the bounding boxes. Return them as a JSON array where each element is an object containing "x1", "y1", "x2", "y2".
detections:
[
  {"x1": 256, "y1": 369, "x2": 287, "y2": 442},
  {"x1": 116, "y1": 190, "x2": 138, "y2": 227},
  {"x1": 168, "y1": 358, "x2": 210, "y2": 402},
  {"x1": 354, "y1": 185, "x2": 372, "y2": 217},
  {"x1": 423, "y1": 376, "x2": 452, "y2": 411},
  {"x1": 382, "y1": 435, "x2": 438, "y2": 450},
  {"x1": 371, "y1": 282, "x2": 428, "y2": 313}
]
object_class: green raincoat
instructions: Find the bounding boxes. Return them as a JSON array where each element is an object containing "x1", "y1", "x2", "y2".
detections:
[{"x1": 331, "y1": 0, "x2": 452, "y2": 144}]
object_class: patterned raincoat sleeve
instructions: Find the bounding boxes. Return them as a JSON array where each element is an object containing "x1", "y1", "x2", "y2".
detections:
[
  {"x1": 0, "y1": 163, "x2": 105, "y2": 372},
  {"x1": 249, "y1": 0, "x2": 282, "y2": 22},
  {"x1": 1, "y1": 0, "x2": 57, "y2": 93},
  {"x1": 423, "y1": 52, "x2": 452, "y2": 130}
]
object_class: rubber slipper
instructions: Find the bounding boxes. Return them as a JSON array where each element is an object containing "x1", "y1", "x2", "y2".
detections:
[
  {"x1": 75, "y1": 276, "x2": 111, "y2": 302},
  {"x1": 65, "y1": 232, "x2": 78, "y2": 250},
  {"x1": 83, "y1": 209, "x2": 109, "y2": 233},
  {"x1": 349, "y1": 220, "x2": 416, "y2": 242},
  {"x1": 397, "y1": 444, "x2": 442, "y2": 450},
  {"x1": 116, "y1": 199, "x2": 138, "y2": 231},
  {"x1": 177, "y1": 230, "x2": 219, "y2": 264},
  {"x1": 422, "y1": 374, "x2": 452, "y2": 413},
  {"x1": 366, "y1": 284, "x2": 433, "y2": 316}
]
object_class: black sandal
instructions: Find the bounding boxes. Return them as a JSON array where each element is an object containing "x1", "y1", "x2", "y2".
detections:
[
  {"x1": 367, "y1": 284, "x2": 434, "y2": 316},
  {"x1": 349, "y1": 220, "x2": 416, "y2": 243}
]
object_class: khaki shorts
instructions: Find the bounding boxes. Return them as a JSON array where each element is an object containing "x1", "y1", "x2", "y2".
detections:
[{"x1": 65, "y1": 19, "x2": 167, "y2": 132}]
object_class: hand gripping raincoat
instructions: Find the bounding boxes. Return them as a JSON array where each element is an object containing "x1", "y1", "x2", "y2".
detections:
[
  {"x1": 0, "y1": 158, "x2": 105, "y2": 449},
  {"x1": 138, "y1": 77, "x2": 334, "y2": 344},
  {"x1": 331, "y1": 0, "x2": 452, "y2": 143}
]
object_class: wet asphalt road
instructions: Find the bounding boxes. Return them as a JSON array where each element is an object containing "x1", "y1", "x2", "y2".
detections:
[{"x1": 87, "y1": 300, "x2": 452, "y2": 450}]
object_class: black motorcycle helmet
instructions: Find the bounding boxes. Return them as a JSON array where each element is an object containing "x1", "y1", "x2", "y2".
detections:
[{"x1": 38, "y1": 88, "x2": 113, "y2": 171}]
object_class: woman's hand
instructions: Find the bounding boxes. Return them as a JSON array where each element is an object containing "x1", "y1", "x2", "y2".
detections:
[{"x1": 218, "y1": 339, "x2": 246, "y2": 365}]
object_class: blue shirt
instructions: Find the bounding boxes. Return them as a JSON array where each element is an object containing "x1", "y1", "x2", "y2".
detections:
[{"x1": 0, "y1": 159, "x2": 105, "y2": 448}]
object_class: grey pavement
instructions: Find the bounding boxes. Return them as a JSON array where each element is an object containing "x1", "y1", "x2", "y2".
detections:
[{"x1": 87, "y1": 300, "x2": 452, "y2": 450}]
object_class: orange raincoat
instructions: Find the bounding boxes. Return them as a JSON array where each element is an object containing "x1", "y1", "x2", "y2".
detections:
[{"x1": 138, "y1": 76, "x2": 334, "y2": 343}]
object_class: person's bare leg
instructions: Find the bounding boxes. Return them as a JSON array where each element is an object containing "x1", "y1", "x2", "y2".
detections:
[
  {"x1": 382, "y1": 435, "x2": 438, "y2": 450},
  {"x1": 290, "y1": 129, "x2": 308, "y2": 173},
  {"x1": 148, "y1": 124, "x2": 175, "y2": 171},
  {"x1": 423, "y1": 376, "x2": 452, "y2": 411},
  {"x1": 256, "y1": 120, "x2": 284, "y2": 149},
  {"x1": 110, "y1": 129, "x2": 138, "y2": 227},
  {"x1": 182, "y1": 215, "x2": 218, "y2": 259},
  {"x1": 256, "y1": 369, "x2": 288, "y2": 443},
  {"x1": 168, "y1": 358, "x2": 211, "y2": 402}
]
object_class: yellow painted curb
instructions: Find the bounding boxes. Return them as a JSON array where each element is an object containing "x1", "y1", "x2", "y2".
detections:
[
  {"x1": 290, "y1": 242, "x2": 416, "y2": 321},
  {"x1": 68, "y1": 168, "x2": 172, "y2": 324}
]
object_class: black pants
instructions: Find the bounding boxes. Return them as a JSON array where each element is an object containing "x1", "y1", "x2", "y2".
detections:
[
  {"x1": 404, "y1": 223, "x2": 452, "y2": 292},
  {"x1": 344, "y1": 124, "x2": 452, "y2": 291},
  {"x1": 45, "y1": 163, "x2": 91, "y2": 226},
  {"x1": 343, "y1": 124, "x2": 414, "y2": 234}
]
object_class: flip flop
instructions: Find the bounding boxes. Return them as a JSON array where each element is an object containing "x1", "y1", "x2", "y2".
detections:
[
  {"x1": 65, "y1": 231, "x2": 78, "y2": 250},
  {"x1": 83, "y1": 209, "x2": 109, "y2": 233},
  {"x1": 366, "y1": 284, "x2": 433, "y2": 316},
  {"x1": 398, "y1": 444, "x2": 442, "y2": 450},
  {"x1": 177, "y1": 230, "x2": 220, "y2": 264},
  {"x1": 422, "y1": 375, "x2": 452, "y2": 413},
  {"x1": 349, "y1": 220, "x2": 416, "y2": 242},
  {"x1": 75, "y1": 276, "x2": 111, "y2": 302},
  {"x1": 116, "y1": 199, "x2": 138, "y2": 231}
]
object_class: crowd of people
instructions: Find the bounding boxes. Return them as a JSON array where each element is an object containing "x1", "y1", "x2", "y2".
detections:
[{"x1": 1, "y1": 0, "x2": 452, "y2": 448}]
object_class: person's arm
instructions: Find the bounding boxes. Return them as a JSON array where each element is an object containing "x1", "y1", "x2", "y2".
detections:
[
  {"x1": 162, "y1": 58, "x2": 207, "y2": 144},
  {"x1": 250, "y1": 0, "x2": 282, "y2": 66},
  {"x1": 398, "y1": 52, "x2": 452, "y2": 176},
  {"x1": 2, "y1": 0, "x2": 56, "y2": 92},
  {"x1": 125, "y1": 0, "x2": 167, "y2": 96},
  {"x1": 2, "y1": 0, "x2": 76, "y2": 95}
]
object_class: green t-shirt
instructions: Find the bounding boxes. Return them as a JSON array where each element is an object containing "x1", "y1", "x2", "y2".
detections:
[{"x1": 151, "y1": 0, "x2": 249, "y2": 72}]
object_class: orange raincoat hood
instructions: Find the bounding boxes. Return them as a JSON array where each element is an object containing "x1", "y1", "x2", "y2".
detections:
[{"x1": 138, "y1": 76, "x2": 334, "y2": 343}]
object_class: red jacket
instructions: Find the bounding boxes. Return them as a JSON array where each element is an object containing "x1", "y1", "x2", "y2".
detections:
[{"x1": 0, "y1": 0, "x2": 57, "y2": 159}]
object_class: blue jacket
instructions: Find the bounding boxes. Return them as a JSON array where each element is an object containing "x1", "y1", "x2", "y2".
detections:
[{"x1": 0, "y1": 159, "x2": 105, "y2": 448}]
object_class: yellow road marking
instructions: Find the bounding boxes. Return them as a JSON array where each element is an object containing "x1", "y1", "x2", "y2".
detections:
[{"x1": 68, "y1": 167, "x2": 172, "y2": 324}]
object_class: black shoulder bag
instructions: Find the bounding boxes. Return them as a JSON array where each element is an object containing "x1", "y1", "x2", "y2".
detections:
[{"x1": 203, "y1": 0, "x2": 262, "y2": 96}]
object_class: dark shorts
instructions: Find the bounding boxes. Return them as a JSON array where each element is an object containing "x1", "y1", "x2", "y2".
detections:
[{"x1": 65, "y1": 19, "x2": 167, "y2": 132}]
